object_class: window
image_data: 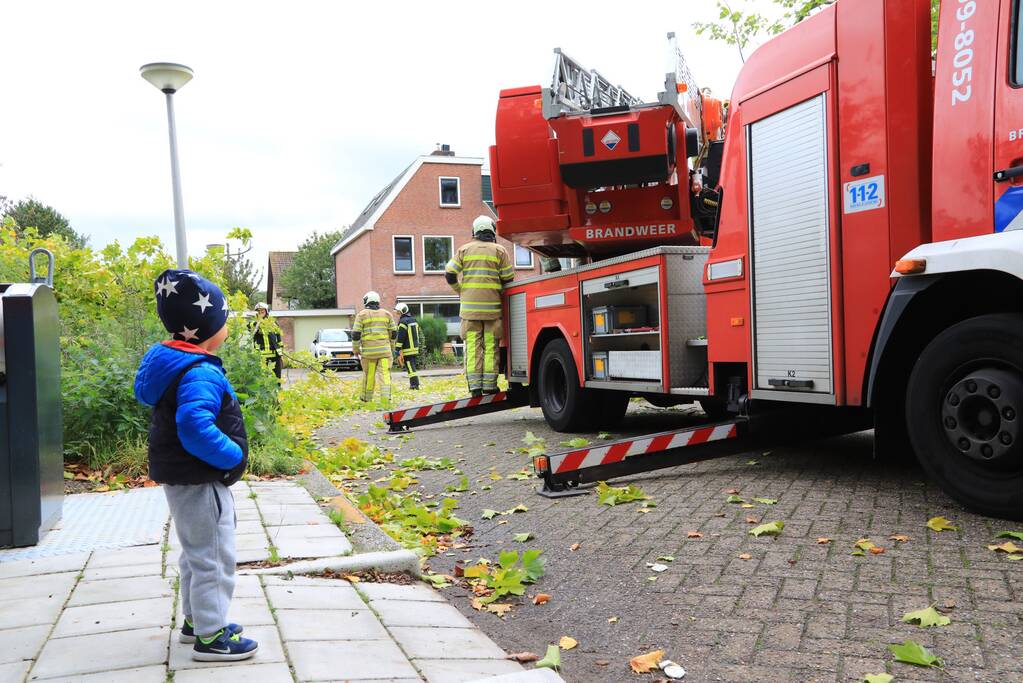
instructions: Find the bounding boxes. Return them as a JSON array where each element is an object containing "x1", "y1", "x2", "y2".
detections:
[
  {"x1": 422, "y1": 235, "x2": 454, "y2": 273},
  {"x1": 393, "y1": 235, "x2": 414, "y2": 273},
  {"x1": 439, "y1": 177, "x2": 460, "y2": 207},
  {"x1": 514, "y1": 244, "x2": 534, "y2": 269},
  {"x1": 1014, "y1": 0, "x2": 1023, "y2": 86},
  {"x1": 319, "y1": 329, "x2": 350, "y2": 342},
  {"x1": 422, "y1": 302, "x2": 461, "y2": 323}
]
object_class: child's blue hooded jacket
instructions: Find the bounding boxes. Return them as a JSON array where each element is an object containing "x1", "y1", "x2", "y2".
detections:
[{"x1": 135, "y1": 341, "x2": 247, "y2": 484}]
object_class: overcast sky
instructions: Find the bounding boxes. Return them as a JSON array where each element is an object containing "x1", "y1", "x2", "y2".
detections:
[{"x1": 0, "y1": 0, "x2": 783, "y2": 288}]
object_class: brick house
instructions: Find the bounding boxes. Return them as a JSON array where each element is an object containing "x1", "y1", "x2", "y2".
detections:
[
  {"x1": 265, "y1": 251, "x2": 297, "y2": 310},
  {"x1": 332, "y1": 147, "x2": 540, "y2": 339}
]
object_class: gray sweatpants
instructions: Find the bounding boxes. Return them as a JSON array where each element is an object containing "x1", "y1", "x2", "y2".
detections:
[{"x1": 164, "y1": 481, "x2": 236, "y2": 637}]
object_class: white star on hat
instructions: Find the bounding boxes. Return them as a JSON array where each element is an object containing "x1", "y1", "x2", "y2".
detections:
[
  {"x1": 193, "y1": 292, "x2": 212, "y2": 314},
  {"x1": 155, "y1": 278, "x2": 169, "y2": 297},
  {"x1": 178, "y1": 326, "x2": 199, "y2": 341},
  {"x1": 222, "y1": 297, "x2": 229, "y2": 311},
  {"x1": 164, "y1": 278, "x2": 179, "y2": 296}
]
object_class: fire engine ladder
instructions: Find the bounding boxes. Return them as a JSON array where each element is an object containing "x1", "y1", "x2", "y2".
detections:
[
  {"x1": 532, "y1": 407, "x2": 871, "y2": 497},
  {"x1": 541, "y1": 48, "x2": 643, "y2": 120},
  {"x1": 384, "y1": 390, "x2": 528, "y2": 433}
]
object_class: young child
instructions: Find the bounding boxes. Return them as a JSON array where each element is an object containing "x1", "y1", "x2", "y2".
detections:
[{"x1": 134, "y1": 268, "x2": 258, "y2": 662}]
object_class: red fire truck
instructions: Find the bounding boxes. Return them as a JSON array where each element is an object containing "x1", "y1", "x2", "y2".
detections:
[{"x1": 386, "y1": 0, "x2": 1023, "y2": 520}]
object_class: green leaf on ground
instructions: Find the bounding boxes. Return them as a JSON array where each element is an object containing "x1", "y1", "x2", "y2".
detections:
[
  {"x1": 445, "y1": 476, "x2": 469, "y2": 493},
  {"x1": 507, "y1": 469, "x2": 532, "y2": 481},
  {"x1": 888, "y1": 640, "x2": 943, "y2": 668},
  {"x1": 996, "y1": 530, "x2": 1023, "y2": 542},
  {"x1": 640, "y1": 500, "x2": 658, "y2": 508},
  {"x1": 481, "y1": 509, "x2": 501, "y2": 520},
  {"x1": 1007, "y1": 554, "x2": 1023, "y2": 561},
  {"x1": 535, "y1": 644, "x2": 561, "y2": 670},
  {"x1": 507, "y1": 504, "x2": 529, "y2": 513},
  {"x1": 753, "y1": 497, "x2": 778, "y2": 505},
  {"x1": 513, "y1": 533, "x2": 532, "y2": 542},
  {"x1": 926, "y1": 516, "x2": 957, "y2": 532},
  {"x1": 902, "y1": 606, "x2": 951, "y2": 628},
  {"x1": 422, "y1": 573, "x2": 451, "y2": 588},
  {"x1": 520, "y1": 549, "x2": 546, "y2": 581},
  {"x1": 656, "y1": 555, "x2": 675, "y2": 562},
  {"x1": 862, "y1": 674, "x2": 894, "y2": 683},
  {"x1": 726, "y1": 494, "x2": 745, "y2": 504},
  {"x1": 596, "y1": 481, "x2": 650, "y2": 506},
  {"x1": 746, "y1": 459, "x2": 759, "y2": 465},
  {"x1": 597, "y1": 431, "x2": 612, "y2": 439},
  {"x1": 749, "y1": 521, "x2": 785, "y2": 537},
  {"x1": 560, "y1": 437, "x2": 590, "y2": 448}
]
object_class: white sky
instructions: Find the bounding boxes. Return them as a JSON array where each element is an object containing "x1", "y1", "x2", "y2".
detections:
[{"x1": 0, "y1": 0, "x2": 782, "y2": 288}]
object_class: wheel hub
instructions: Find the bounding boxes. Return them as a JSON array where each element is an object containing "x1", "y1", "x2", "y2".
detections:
[{"x1": 942, "y1": 368, "x2": 1023, "y2": 465}]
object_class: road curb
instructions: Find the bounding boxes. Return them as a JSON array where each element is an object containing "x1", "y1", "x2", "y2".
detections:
[{"x1": 238, "y1": 549, "x2": 421, "y2": 576}]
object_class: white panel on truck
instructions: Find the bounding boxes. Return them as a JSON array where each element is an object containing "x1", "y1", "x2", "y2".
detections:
[
  {"x1": 508, "y1": 292, "x2": 528, "y2": 380},
  {"x1": 748, "y1": 94, "x2": 834, "y2": 400}
]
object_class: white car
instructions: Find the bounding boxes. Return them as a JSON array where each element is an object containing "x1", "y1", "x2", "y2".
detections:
[{"x1": 310, "y1": 328, "x2": 360, "y2": 370}]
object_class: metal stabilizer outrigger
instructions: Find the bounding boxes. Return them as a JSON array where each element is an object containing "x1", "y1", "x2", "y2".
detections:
[
  {"x1": 532, "y1": 405, "x2": 872, "y2": 498},
  {"x1": 384, "y1": 390, "x2": 528, "y2": 433}
]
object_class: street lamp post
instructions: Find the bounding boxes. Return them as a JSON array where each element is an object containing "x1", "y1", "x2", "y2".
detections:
[{"x1": 140, "y1": 62, "x2": 194, "y2": 269}]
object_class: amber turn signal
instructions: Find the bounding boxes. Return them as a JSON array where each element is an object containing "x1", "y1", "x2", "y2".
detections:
[
  {"x1": 533, "y1": 456, "x2": 549, "y2": 474},
  {"x1": 894, "y1": 259, "x2": 927, "y2": 274}
]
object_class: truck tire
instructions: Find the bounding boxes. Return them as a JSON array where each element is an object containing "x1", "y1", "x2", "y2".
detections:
[
  {"x1": 906, "y1": 313, "x2": 1023, "y2": 520},
  {"x1": 538, "y1": 338, "x2": 593, "y2": 432}
]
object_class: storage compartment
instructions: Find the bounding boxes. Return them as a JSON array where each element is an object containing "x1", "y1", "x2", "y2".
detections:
[
  {"x1": 608, "y1": 350, "x2": 662, "y2": 381},
  {"x1": 591, "y1": 351, "x2": 609, "y2": 379},
  {"x1": 591, "y1": 305, "x2": 648, "y2": 334}
]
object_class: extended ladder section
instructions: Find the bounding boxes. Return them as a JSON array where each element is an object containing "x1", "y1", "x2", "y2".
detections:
[
  {"x1": 384, "y1": 391, "x2": 527, "y2": 433},
  {"x1": 542, "y1": 48, "x2": 642, "y2": 120}
]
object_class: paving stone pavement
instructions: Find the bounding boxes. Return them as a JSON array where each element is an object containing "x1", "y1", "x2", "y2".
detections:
[
  {"x1": 0, "y1": 481, "x2": 560, "y2": 682},
  {"x1": 320, "y1": 401, "x2": 1023, "y2": 683}
]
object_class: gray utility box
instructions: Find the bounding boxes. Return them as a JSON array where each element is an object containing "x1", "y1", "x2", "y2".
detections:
[{"x1": 0, "y1": 282, "x2": 63, "y2": 547}]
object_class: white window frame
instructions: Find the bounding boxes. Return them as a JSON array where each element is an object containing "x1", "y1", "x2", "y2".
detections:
[
  {"x1": 392, "y1": 234, "x2": 415, "y2": 274},
  {"x1": 422, "y1": 235, "x2": 454, "y2": 274},
  {"x1": 513, "y1": 243, "x2": 534, "y2": 269},
  {"x1": 438, "y1": 176, "x2": 461, "y2": 208}
]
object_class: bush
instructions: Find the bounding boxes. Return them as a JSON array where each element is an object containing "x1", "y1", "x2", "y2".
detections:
[{"x1": 418, "y1": 315, "x2": 448, "y2": 354}]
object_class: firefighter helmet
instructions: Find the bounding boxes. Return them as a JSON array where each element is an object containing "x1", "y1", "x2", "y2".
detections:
[
  {"x1": 472, "y1": 215, "x2": 496, "y2": 237},
  {"x1": 395, "y1": 302, "x2": 409, "y2": 315},
  {"x1": 363, "y1": 291, "x2": 381, "y2": 306},
  {"x1": 254, "y1": 302, "x2": 269, "y2": 312}
]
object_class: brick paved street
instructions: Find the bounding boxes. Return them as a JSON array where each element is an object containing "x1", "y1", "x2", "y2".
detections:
[{"x1": 323, "y1": 401, "x2": 1023, "y2": 683}]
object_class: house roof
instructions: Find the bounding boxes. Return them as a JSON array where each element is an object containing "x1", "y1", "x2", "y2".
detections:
[
  {"x1": 330, "y1": 155, "x2": 485, "y2": 256},
  {"x1": 268, "y1": 251, "x2": 296, "y2": 277}
]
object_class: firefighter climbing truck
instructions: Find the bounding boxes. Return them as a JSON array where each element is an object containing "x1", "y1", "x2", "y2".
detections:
[{"x1": 386, "y1": 0, "x2": 1023, "y2": 520}]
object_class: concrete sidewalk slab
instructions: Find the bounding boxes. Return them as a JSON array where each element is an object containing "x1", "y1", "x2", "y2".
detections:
[
  {"x1": 0, "y1": 624, "x2": 49, "y2": 664},
  {"x1": 53, "y1": 597, "x2": 173, "y2": 637},
  {"x1": 0, "y1": 552, "x2": 89, "y2": 580},
  {"x1": 265, "y1": 582, "x2": 366, "y2": 610},
  {"x1": 389, "y1": 626, "x2": 508, "y2": 659},
  {"x1": 356, "y1": 581, "x2": 447, "y2": 602},
  {"x1": 0, "y1": 661, "x2": 31, "y2": 683},
  {"x1": 372, "y1": 600, "x2": 475, "y2": 628},
  {"x1": 67, "y1": 575, "x2": 173, "y2": 607},
  {"x1": 82, "y1": 561, "x2": 163, "y2": 581},
  {"x1": 287, "y1": 639, "x2": 421, "y2": 681},
  {"x1": 416, "y1": 659, "x2": 527, "y2": 683},
  {"x1": 63, "y1": 665, "x2": 169, "y2": 682},
  {"x1": 275, "y1": 608, "x2": 390, "y2": 640},
  {"x1": 173, "y1": 662, "x2": 293, "y2": 682},
  {"x1": 0, "y1": 595, "x2": 66, "y2": 630},
  {"x1": 30, "y1": 626, "x2": 170, "y2": 679},
  {"x1": 0, "y1": 572, "x2": 77, "y2": 601}
]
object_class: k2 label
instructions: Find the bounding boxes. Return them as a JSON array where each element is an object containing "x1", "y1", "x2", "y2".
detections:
[{"x1": 843, "y1": 175, "x2": 886, "y2": 214}]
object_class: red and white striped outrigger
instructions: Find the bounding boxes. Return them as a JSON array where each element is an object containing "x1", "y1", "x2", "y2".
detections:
[
  {"x1": 384, "y1": 391, "x2": 527, "y2": 433},
  {"x1": 533, "y1": 419, "x2": 747, "y2": 496}
]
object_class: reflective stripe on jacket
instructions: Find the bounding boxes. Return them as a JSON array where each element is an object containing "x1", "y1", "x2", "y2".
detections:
[
  {"x1": 352, "y1": 308, "x2": 396, "y2": 359},
  {"x1": 445, "y1": 240, "x2": 514, "y2": 320}
]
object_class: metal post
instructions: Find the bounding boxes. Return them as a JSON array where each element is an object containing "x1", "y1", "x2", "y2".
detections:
[{"x1": 164, "y1": 91, "x2": 188, "y2": 268}]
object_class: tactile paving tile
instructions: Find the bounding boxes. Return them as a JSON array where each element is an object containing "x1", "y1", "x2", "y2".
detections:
[{"x1": 0, "y1": 487, "x2": 168, "y2": 562}]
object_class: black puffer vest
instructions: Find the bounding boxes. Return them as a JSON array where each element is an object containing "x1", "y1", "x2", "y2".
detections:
[{"x1": 148, "y1": 360, "x2": 248, "y2": 486}]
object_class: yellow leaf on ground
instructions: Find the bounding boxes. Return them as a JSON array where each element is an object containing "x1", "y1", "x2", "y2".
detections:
[
  {"x1": 569, "y1": 543, "x2": 581, "y2": 551},
  {"x1": 738, "y1": 553, "x2": 752, "y2": 560},
  {"x1": 926, "y1": 516, "x2": 957, "y2": 532},
  {"x1": 559, "y1": 636, "x2": 578, "y2": 650},
  {"x1": 342, "y1": 574, "x2": 361, "y2": 583},
  {"x1": 987, "y1": 541, "x2": 1023, "y2": 554},
  {"x1": 740, "y1": 503, "x2": 755, "y2": 509},
  {"x1": 470, "y1": 598, "x2": 485, "y2": 611},
  {"x1": 629, "y1": 649, "x2": 665, "y2": 674},
  {"x1": 487, "y1": 603, "x2": 513, "y2": 617},
  {"x1": 816, "y1": 537, "x2": 832, "y2": 544},
  {"x1": 608, "y1": 616, "x2": 619, "y2": 624},
  {"x1": 533, "y1": 593, "x2": 551, "y2": 605},
  {"x1": 687, "y1": 531, "x2": 703, "y2": 538},
  {"x1": 889, "y1": 534, "x2": 911, "y2": 543}
]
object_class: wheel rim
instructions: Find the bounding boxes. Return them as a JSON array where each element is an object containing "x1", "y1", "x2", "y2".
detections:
[
  {"x1": 543, "y1": 357, "x2": 568, "y2": 414},
  {"x1": 942, "y1": 367, "x2": 1023, "y2": 467}
]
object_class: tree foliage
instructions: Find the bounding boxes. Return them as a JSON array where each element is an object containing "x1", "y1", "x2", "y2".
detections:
[
  {"x1": 279, "y1": 229, "x2": 342, "y2": 309},
  {"x1": 418, "y1": 315, "x2": 449, "y2": 354},
  {"x1": 3, "y1": 196, "x2": 88, "y2": 248},
  {"x1": 221, "y1": 227, "x2": 261, "y2": 302},
  {"x1": 694, "y1": 0, "x2": 940, "y2": 61}
]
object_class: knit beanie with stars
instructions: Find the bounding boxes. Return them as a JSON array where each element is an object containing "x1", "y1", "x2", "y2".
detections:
[{"x1": 153, "y1": 268, "x2": 229, "y2": 343}]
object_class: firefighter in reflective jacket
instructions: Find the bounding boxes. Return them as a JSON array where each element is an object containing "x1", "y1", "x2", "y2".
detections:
[
  {"x1": 445, "y1": 215, "x2": 514, "y2": 396},
  {"x1": 394, "y1": 302, "x2": 421, "y2": 390},
  {"x1": 352, "y1": 291, "x2": 397, "y2": 403}
]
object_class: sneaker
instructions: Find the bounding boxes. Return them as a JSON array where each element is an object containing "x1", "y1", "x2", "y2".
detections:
[
  {"x1": 179, "y1": 619, "x2": 243, "y2": 644},
  {"x1": 191, "y1": 628, "x2": 258, "y2": 662}
]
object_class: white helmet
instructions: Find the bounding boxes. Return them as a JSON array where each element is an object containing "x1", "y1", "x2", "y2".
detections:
[
  {"x1": 254, "y1": 302, "x2": 269, "y2": 311},
  {"x1": 472, "y1": 215, "x2": 496, "y2": 237},
  {"x1": 395, "y1": 302, "x2": 409, "y2": 315},
  {"x1": 363, "y1": 291, "x2": 381, "y2": 306}
]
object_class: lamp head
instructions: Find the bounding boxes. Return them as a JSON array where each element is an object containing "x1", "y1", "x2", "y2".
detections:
[{"x1": 140, "y1": 62, "x2": 193, "y2": 94}]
